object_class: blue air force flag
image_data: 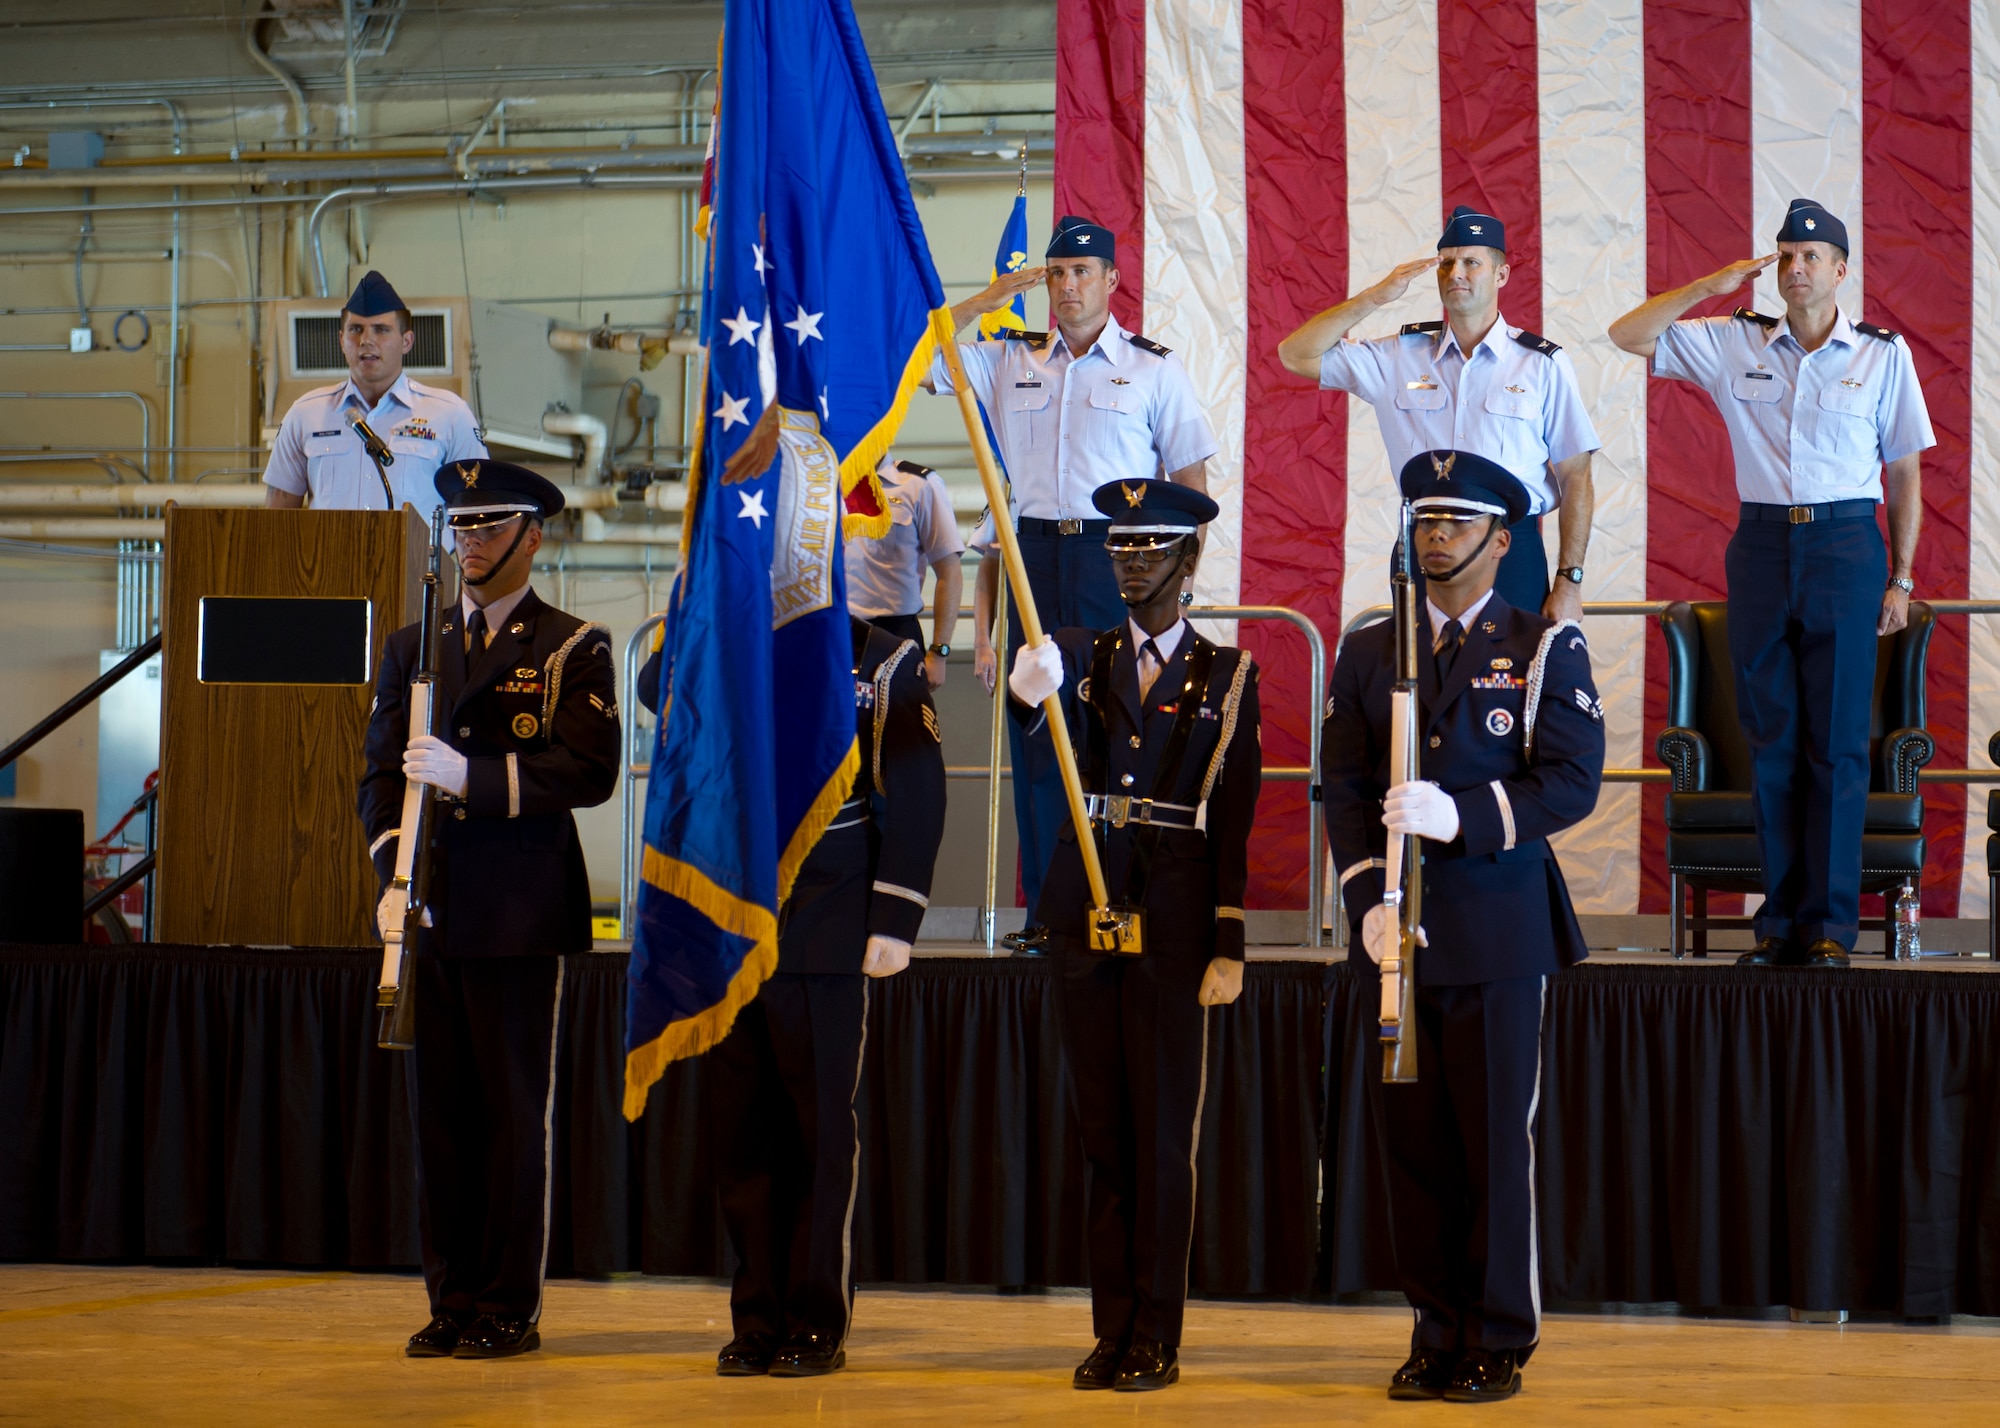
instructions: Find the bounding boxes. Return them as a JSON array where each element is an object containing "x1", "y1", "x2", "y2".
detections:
[{"x1": 623, "y1": 0, "x2": 953, "y2": 1118}]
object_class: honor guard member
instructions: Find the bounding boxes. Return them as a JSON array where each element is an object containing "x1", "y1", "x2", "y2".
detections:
[
  {"x1": 634, "y1": 617, "x2": 946, "y2": 1378},
  {"x1": 358, "y1": 459, "x2": 619, "y2": 1359},
  {"x1": 844, "y1": 453, "x2": 966, "y2": 688},
  {"x1": 1278, "y1": 206, "x2": 1600, "y2": 621},
  {"x1": 264, "y1": 270, "x2": 487, "y2": 511},
  {"x1": 1608, "y1": 199, "x2": 1933, "y2": 967},
  {"x1": 1321, "y1": 451, "x2": 1604, "y2": 1404},
  {"x1": 936, "y1": 215, "x2": 1219, "y2": 952},
  {"x1": 1007, "y1": 478, "x2": 1260, "y2": 1393}
]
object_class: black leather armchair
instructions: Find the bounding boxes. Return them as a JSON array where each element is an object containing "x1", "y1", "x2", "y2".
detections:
[{"x1": 1656, "y1": 600, "x2": 1935, "y2": 957}]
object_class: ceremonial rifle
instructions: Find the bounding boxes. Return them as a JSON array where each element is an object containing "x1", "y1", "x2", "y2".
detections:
[
  {"x1": 376, "y1": 505, "x2": 445, "y2": 1050},
  {"x1": 1380, "y1": 500, "x2": 1420, "y2": 1083}
]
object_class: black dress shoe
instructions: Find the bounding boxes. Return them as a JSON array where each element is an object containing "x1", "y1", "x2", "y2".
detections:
[
  {"x1": 405, "y1": 1313, "x2": 466, "y2": 1358},
  {"x1": 1002, "y1": 924, "x2": 1051, "y2": 955},
  {"x1": 1113, "y1": 1336, "x2": 1178, "y2": 1391},
  {"x1": 768, "y1": 1332, "x2": 845, "y2": 1377},
  {"x1": 1736, "y1": 936, "x2": 1793, "y2": 967},
  {"x1": 1805, "y1": 938, "x2": 1850, "y2": 968},
  {"x1": 452, "y1": 1314, "x2": 540, "y2": 1358},
  {"x1": 1388, "y1": 1348, "x2": 1459, "y2": 1400},
  {"x1": 1443, "y1": 1347, "x2": 1522, "y2": 1403},
  {"x1": 717, "y1": 1331, "x2": 778, "y2": 1376},
  {"x1": 1073, "y1": 1337, "x2": 1127, "y2": 1390}
]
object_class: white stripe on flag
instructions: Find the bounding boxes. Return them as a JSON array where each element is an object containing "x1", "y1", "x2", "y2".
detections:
[
  {"x1": 1960, "y1": 2, "x2": 2000, "y2": 916},
  {"x1": 1750, "y1": 0, "x2": 1865, "y2": 314},
  {"x1": 1145, "y1": 0, "x2": 1247, "y2": 613},
  {"x1": 1539, "y1": 0, "x2": 1646, "y2": 914},
  {"x1": 1341, "y1": 0, "x2": 1442, "y2": 631}
]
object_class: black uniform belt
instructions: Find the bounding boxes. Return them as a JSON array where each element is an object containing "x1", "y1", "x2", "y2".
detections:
[
  {"x1": 1084, "y1": 793, "x2": 1199, "y2": 830},
  {"x1": 1019, "y1": 516, "x2": 1113, "y2": 537},
  {"x1": 1740, "y1": 499, "x2": 1876, "y2": 525}
]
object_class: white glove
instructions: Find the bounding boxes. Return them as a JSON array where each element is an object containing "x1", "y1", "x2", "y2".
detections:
[
  {"x1": 1382, "y1": 780, "x2": 1460, "y2": 843},
  {"x1": 404, "y1": 734, "x2": 469, "y2": 798},
  {"x1": 861, "y1": 934, "x2": 911, "y2": 978},
  {"x1": 1360, "y1": 904, "x2": 1425, "y2": 966},
  {"x1": 1197, "y1": 956, "x2": 1244, "y2": 1006},
  {"x1": 376, "y1": 888, "x2": 431, "y2": 940},
  {"x1": 1008, "y1": 639, "x2": 1065, "y2": 706}
]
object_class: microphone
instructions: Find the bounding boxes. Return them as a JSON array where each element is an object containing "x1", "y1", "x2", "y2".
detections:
[{"x1": 347, "y1": 409, "x2": 395, "y2": 467}]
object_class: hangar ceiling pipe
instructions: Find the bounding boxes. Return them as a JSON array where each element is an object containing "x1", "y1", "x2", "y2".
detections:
[
  {"x1": 541, "y1": 409, "x2": 608, "y2": 480},
  {"x1": 242, "y1": 22, "x2": 313, "y2": 145}
]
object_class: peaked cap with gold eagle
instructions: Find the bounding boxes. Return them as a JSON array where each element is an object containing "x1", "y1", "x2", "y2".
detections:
[
  {"x1": 1091, "y1": 476, "x2": 1219, "y2": 550},
  {"x1": 433, "y1": 458, "x2": 567, "y2": 530}
]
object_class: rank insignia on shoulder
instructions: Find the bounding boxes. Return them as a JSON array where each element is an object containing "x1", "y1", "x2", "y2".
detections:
[
  {"x1": 855, "y1": 679, "x2": 876, "y2": 709},
  {"x1": 894, "y1": 459, "x2": 935, "y2": 477},
  {"x1": 1324, "y1": 696, "x2": 1337, "y2": 719},
  {"x1": 1000, "y1": 329, "x2": 1048, "y2": 343},
  {"x1": 1733, "y1": 306, "x2": 1780, "y2": 329},
  {"x1": 512, "y1": 712, "x2": 540, "y2": 738},
  {"x1": 1490, "y1": 657, "x2": 1513, "y2": 670},
  {"x1": 1485, "y1": 708, "x2": 1516, "y2": 737},
  {"x1": 588, "y1": 692, "x2": 617, "y2": 718},
  {"x1": 1400, "y1": 320, "x2": 1444, "y2": 337},
  {"x1": 921, "y1": 705, "x2": 940, "y2": 743},
  {"x1": 1125, "y1": 333, "x2": 1172, "y2": 357},
  {"x1": 1510, "y1": 329, "x2": 1561, "y2": 356},
  {"x1": 1854, "y1": 320, "x2": 1901, "y2": 343}
]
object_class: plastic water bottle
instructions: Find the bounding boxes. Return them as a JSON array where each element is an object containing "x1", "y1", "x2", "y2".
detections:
[{"x1": 1892, "y1": 884, "x2": 1922, "y2": 960}]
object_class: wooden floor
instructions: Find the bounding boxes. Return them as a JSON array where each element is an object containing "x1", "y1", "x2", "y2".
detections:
[{"x1": 5, "y1": 1268, "x2": 2000, "y2": 1424}]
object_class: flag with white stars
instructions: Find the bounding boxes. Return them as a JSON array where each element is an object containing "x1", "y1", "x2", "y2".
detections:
[{"x1": 624, "y1": 0, "x2": 951, "y2": 1117}]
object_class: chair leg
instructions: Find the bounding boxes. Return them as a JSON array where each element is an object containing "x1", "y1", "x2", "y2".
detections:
[
  {"x1": 1693, "y1": 883, "x2": 1709, "y2": 959},
  {"x1": 1670, "y1": 874, "x2": 1685, "y2": 960}
]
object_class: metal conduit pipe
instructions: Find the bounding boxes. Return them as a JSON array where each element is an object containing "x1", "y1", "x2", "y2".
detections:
[
  {"x1": 547, "y1": 325, "x2": 701, "y2": 359},
  {"x1": 0, "y1": 484, "x2": 262, "y2": 510},
  {"x1": 242, "y1": 22, "x2": 312, "y2": 145},
  {"x1": 541, "y1": 410, "x2": 608, "y2": 480},
  {"x1": 0, "y1": 518, "x2": 166, "y2": 540},
  {"x1": 0, "y1": 393, "x2": 152, "y2": 479}
]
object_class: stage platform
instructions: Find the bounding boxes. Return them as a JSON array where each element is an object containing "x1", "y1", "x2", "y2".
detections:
[
  {"x1": 6, "y1": 945, "x2": 2000, "y2": 1320},
  {"x1": 5, "y1": 1266, "x2": 2000, "y2": 1423}
]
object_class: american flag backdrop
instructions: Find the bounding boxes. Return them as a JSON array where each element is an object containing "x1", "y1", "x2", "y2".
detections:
[{"x1": 1055, "y1": 0, "x2": 1987, "y2": 920}]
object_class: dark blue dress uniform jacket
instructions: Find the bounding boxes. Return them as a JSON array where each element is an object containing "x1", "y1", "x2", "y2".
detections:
[
  {"x1": 1034, "y1": 624, "x2": 1262, "y2": 958},
  {"x1": 359, "y1": 589, "x2": 621, "y2": 958},
  {"x1": 1321, "y1": 594, "x2": 1604, "y2": 984}
]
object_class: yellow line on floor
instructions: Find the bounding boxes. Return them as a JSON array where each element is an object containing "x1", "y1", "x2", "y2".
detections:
[{"x1": 0, "y1": 1273, "x2": 346, "y2": 1323}]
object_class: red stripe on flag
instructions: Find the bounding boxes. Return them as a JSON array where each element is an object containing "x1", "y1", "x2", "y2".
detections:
[
  {"x1": 1437, "y1": 0, "x2": 1542, "y2": 332},
  {"x1": 1640, "y1": 0, "x2": 1753, "y2": 916},
  {"x1": 1241, "y1": 0, "x2": 1348, "y2": 909},
  {"x1": 1864, "y1": 0, "x2": 1972, "y2": 917},
  {"x1": 1055, "y1": 0, "x2": 1147, "y2": 330}
]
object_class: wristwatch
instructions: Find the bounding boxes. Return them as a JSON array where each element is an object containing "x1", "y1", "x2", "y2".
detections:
[
  {"x1": 1557, "y1": 566, "x2": 1585, "y2": 585},
  {"x1": 1888, "y1": 576, "x2": 1914, "y2": 595},
  {"x1": 927, "y1": 643, "x2": 952, "y2": 657}
]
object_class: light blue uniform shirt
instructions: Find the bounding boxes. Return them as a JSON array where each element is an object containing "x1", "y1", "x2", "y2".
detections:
[
  {"x1": 930, "y1": 311, "x2": 1219, "y2": 522},
  {"x1": 844, "y1": 459, "x2": 966, "y2": 619},
  {"x1": 1652, "y1": 307, "x2": 1934, "y2": 504},
  {"x1": 1318, "y1": 315, "x2": 1599, "y2": 516},
  {"x1": 263, "y1": 372, "x2": 487, "y2": 511}
]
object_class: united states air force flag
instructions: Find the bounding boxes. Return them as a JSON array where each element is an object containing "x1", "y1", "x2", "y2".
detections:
[
  {"x1": 624, "y1": 0, "x2": 951, "y2": 1118},
  {"x1": 978, "y1": 190, "x2": 1030, "y2": 339}
]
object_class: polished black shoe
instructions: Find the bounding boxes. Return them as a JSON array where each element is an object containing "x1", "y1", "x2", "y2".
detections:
[
  {"x1": 716, "y1": 1331, "x2": 778, "y2": 1377},
  {"x1": 1002, "y1": 924, "x2": 1051, "y2": 955},
  {"x1": 1736, "y1": 935, "x2": 1794, "y2": 967},
  {"x1": 1442, "y1": 1347, "x2": 1522, "y2": 1403},
  {"x1": 1113, "y1": 1336, "x2": 1178, "y2": 1391},
  {"x1": 405, "y1": 1313, "x2": 466, "y2": 1358},
  {"x1": 1805, "y1": 938, "x2": 1851, "y2": 968},
  {"x1": 768, "y1": 1332, "x2": 845, "y2": 1377},
  {"x1": 1387, "y1": 1348, "x2": 1459, "y2": 1400},
  {"x1": 451, "y1": 1315, "x2": 540, "y2": 1359},
  {"x1": 1073, "y1": 1337, "x2": 1127, "y2": 1390}
]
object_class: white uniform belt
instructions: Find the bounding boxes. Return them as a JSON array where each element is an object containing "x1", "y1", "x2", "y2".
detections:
[{"x1": 1084, "y1": 793, "x2": 1199, "y2": 829}]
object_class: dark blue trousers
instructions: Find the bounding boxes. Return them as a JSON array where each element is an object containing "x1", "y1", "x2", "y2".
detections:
[
  {"x1": 1005, "y1": 530, "x2": 1125, "y2": 919},
  {"x1": 1400, "y1": 515, "x2": 1549, "y2": 615},
  {"x1": 1724, "y1": 513, "x2": 1885, "y2": 949}
]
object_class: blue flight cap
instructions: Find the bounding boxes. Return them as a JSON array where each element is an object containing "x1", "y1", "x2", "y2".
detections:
[
  {"x1": 1438, "y1": 204, "x2": 1505, "y2": 252},
  {"x1": 1775, "y1": 198, "x2": 1849, "y2": 253},
  {"x1": 1399, "y1": 449, "x2": 1531, "y2": 527},
  {"x1": 1047, "y1": 214, "x2": 1116, "y2": 263},
  {"x1": 1093, "y1": 477, "x2": 1218, "y2": 548},
  {"x1": 434, "y1": 458, "x2": 566, "y2": 529},
  {"x1": 343, "y1": 269, "x2": 407, "y2": 317}
]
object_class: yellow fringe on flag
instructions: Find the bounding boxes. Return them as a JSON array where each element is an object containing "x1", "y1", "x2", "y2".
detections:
[{"x1": 837, "y1": 305, "x2": 954, "y2": 541}]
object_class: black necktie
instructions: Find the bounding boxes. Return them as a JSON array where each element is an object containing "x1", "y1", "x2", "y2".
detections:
[
  {"x1": 1434, "y1": 618, "x2": 1464, "y2": 682},
  {"x1": 466, "y1": 607, "x2": 488, "y2": 658},
  {"x1": 1139, "y1": 639, "x2": 1164, "y2": 700}
]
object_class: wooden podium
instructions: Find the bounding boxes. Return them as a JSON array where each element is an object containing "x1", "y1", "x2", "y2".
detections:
[{"x1": 156, "y1": 507, "x2": 429, "y2": 946}]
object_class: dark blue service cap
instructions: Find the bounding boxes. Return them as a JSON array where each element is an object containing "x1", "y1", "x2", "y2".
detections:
[
  {"x1": 1774, "y1": 198, "x2": 1849, "y2": 253},
  {"x1": 1438, "y1": 204, "x2": 1505, "y2": 252},
  {"x1": 342, "y1": 269, "x2": 407, "y2": 317},
  {"x1": 1046, "y1": 214, "x2": 1116, "y2": 262},
  {"x1": 1399, "y1": 449, "x2": 1531, "y2": 527},
  {"x1": 434, "y1": 458, "x2": 566, "y2": 529},
  {"x1": 1092, "y1": 477, "x2": 1218, "y2": 546}
]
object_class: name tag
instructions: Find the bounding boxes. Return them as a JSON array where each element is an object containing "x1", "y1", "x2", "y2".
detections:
[
  {"x1": 1015, "y1": 381, "x2": 1043, "y2": 389},
  {"x1": 311, "y1": 429, "x2": 344, "y2": 438},
  {"x1": 1742, "y1": 371, "x2": 1773, "y2": 381}
]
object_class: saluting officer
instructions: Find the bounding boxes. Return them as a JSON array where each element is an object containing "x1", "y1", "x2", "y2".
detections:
[
  {"x1": 1608, "y1": 199, "x2": 1933, "y2": 967},
  {"x1": 1007, "y1": 479, "x2": 1260, "y2": 1393},
  {"x1": 1322, "y1": 451, "x2": 1604, "y2": 1404},
  {"x1": 358, "y1": 459, "x2": 620, "y2": 1359},
  {"x1": 265, "y1": 270, "x2": 487, "y2": 511},
  {"x1": 637, "y1": 617, "x2": 945, "y2": 1378},
  {"x1": 844, "y1": 453, "x2": 966, "y2": 688},
  {"x1": 1278, "y1": 207, "x2": 1600, "y2": 620},
  {"x1": 936, "y1": 215, "x2": 1219, "y2": 952}
]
